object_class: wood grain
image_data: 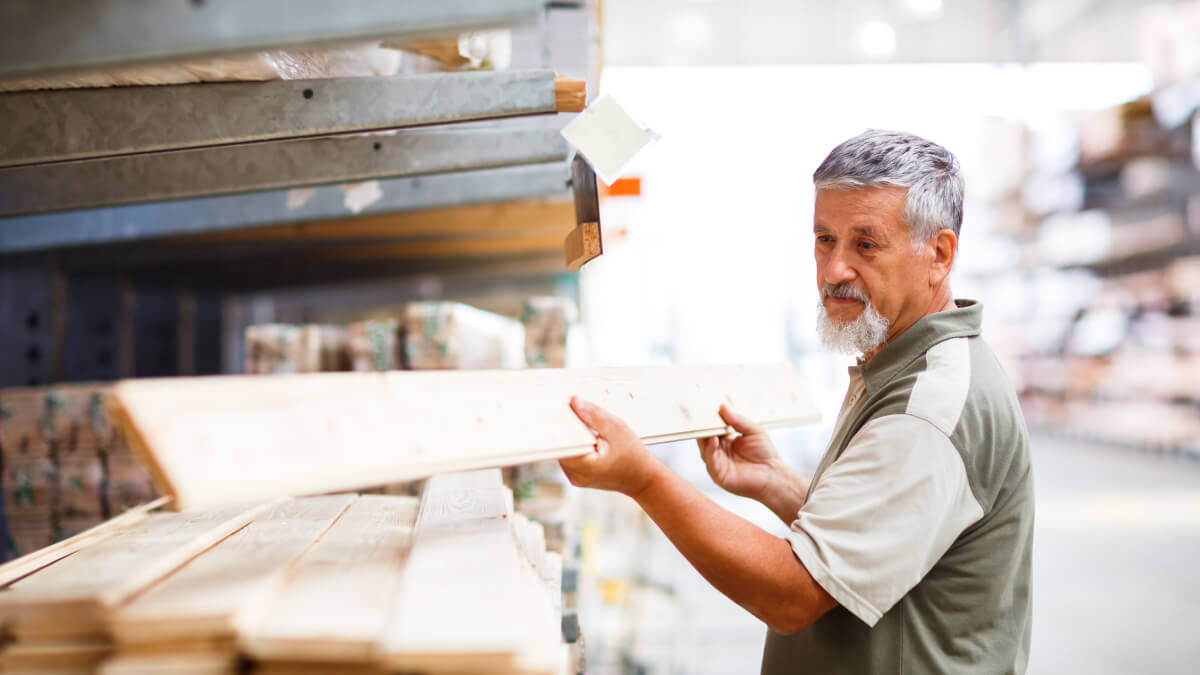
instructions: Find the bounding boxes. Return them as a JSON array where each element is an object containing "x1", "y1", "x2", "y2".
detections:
[
  {"x1": 110, "y1": 364, "x2": 818, "y2": 510},
  {"x1": 0, "y1": 497, "x2": 170, "y2": 589},
  {"x1": 0, "y1": 502, "x2": 272, "y2": 641},
  {"x1": 109, "y1": 495, "x2": 356, "y2": 647},
  {"x1": 379, "y1": 471, "x2": 560, "y2": 674},
  {"x1": 564, "y1": 221, "x2": 601, "y2": 270},
  {"x1": 0, "y1": 639, "x2": 112, "y2": 674},
  {"x1": 238, "y1": 495, "x2": 420, "y2": 663}
]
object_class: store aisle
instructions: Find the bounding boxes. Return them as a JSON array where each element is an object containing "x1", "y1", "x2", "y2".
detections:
[{"x1": 1028, "y1": 435, "x2": 1200, "y2": 674}]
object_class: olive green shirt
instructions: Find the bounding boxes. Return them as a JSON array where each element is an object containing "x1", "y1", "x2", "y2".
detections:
[{"x1": 762, "y1": 300, "x2": 1033, "y2": 674}]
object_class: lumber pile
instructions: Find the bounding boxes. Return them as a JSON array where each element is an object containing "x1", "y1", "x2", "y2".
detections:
[
  {"x1": 0, "y1": 470, "x2": 567, "y2": 674},
  {"x1": 243, "y1": 301, "x2": 530, "y2": 374},
  {"x1": 0, "y1": 384, "x2": 157, "y2": 560}
]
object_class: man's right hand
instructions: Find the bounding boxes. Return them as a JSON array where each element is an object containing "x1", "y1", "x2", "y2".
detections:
[{"x1": 697, "y1": 405, "x2": 809, "y2": 523}]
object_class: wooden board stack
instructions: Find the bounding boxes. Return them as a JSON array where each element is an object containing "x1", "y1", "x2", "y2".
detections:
[
  {"x1": 0, "y1": 384, "x2": 158, "y2": 558},
  {"x1": 0, "y1": 470, "x2": 567, "y2": 674}
]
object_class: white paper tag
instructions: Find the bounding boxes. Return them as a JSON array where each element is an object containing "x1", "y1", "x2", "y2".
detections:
[{"x1": 560, "y1": 93, "x2": 657, "y2": 185}]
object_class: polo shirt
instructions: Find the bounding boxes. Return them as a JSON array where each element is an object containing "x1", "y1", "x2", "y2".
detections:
[{"x1": 762, "y1": 299, "x2": 1034, "y2": 674}]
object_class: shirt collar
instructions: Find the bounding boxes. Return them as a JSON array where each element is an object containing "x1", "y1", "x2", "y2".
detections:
[{"x1": 850, "y1": 299, "x2": 983, "y2": 394}]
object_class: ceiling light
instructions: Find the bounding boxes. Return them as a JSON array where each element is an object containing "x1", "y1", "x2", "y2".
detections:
[
  {"x1": 858, "y1": 21, "x2": 897, "y2": 57},
  {"x1": 903, "y1": 0, "x2": 944, "y2": 20}
]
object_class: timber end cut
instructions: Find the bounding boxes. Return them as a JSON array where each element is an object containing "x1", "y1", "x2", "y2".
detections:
[
  {"x1": 554, "y1": 76, "x2": 587, "y2": 113},
  {"x1": 108, "y1": 365, "x2": 820, "y2": 511},
  {"x1": 564, "y1": 221, "x2": 602, "y2": 270}
]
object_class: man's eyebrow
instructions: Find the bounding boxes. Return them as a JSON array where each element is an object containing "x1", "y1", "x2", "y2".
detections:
[
  {"x1": 813, "y1": 224, "x2": 830, "y2": 233},
  {"x1": 852, "y1": 225, "x2": 882, "y2": 237}
]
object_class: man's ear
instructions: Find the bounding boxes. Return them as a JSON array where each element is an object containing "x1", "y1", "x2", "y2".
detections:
[{"x1": 929, "y1": 229, "x2": 957, "y2": 286}]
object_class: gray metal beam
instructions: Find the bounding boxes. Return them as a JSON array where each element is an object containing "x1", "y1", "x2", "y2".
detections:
[
  {"x1": 0, "y1": 128, "x2": 569, "y2": 216},
  {"x1": 0, "y1": 70, "x2": 561, "y2": 168},
  {"x1": 0, "y1": 162, "x2": 570, "y2": 253},
  {"x1": 0, "y1": 0, "x2": 541, "y2": 78}
]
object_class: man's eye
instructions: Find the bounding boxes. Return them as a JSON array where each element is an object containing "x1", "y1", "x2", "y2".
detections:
[
  {"x1": 816, "y1": 235, "x2": 833, "y2": 243},
  {"x1": 859, "y1": 241, "x2": 876, "y2": 250}
]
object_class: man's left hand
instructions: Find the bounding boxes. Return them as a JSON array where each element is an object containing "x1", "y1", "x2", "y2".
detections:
[{"x1": 559, "y1": 396, "x2": 664, "y2": 498}]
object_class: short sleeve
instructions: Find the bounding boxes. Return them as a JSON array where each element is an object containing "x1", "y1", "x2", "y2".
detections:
[{"x1": 785, "y1": 414, "x2": 984, "y2": 626}]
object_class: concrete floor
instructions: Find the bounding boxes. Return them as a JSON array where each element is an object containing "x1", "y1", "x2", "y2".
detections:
[
  {"x1": 595, "y1": 433, "x2": 1200, "y2": 674},
  {"x1": 1027, "y1": 435, "x2": 1200, "y2": 674}
]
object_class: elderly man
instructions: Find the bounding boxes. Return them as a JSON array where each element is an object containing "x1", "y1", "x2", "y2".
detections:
[{"x1": 561, "y1": 130, "x2": 1034, "y2": 674}]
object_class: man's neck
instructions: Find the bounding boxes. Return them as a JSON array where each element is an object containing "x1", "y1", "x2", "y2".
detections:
[{"x1": 859, "y1": 291, "x2": 956, "y2": 363}]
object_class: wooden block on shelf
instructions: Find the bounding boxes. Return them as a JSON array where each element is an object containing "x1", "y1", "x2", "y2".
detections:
[
  {"x1": 238, "y1": 495, "x2": 419, "y2": 664},
  {"x1": 109, "y1": 364, "x2": 820, "y2": 510},
  {"x1": 110, "y1": 494, "x2": 356, "y2": 649},
  {"x1": 564, "y1": 221, "x2": 601, "y2": 270}
]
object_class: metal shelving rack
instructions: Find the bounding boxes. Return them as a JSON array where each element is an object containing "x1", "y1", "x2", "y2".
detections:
[{"x1": 0, "y1": 0, "x2": 599, "y2": 388}]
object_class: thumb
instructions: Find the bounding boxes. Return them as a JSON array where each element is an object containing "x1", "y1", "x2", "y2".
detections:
[
  {"x1": 571, "y1": 396, "x2": 622, "y2": 436},
  {"x1": 719, "y1": 404, "x2": 765, "y2": 435}
]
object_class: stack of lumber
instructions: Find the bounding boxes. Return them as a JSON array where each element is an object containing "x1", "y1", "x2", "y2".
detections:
[
  {"x1": 0, "y1": 384, "x2": 157, "y2": 559},
  {"x1": 521, "y1": 297, "x2": 576, "y2": 369},
  {"x1": 401, "y1": 301, "x2": 525, "y2": 370},
  {"x1": 243, "y1": 300, "x2": 530, "y2": 374},
  {"x1": 0, "y1": 470, "x2": 567, "y2": 674}
]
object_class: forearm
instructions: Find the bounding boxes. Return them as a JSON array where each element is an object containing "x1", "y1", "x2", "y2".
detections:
[{"x1": 630, "y1": 462, "x2": 829, "y2": 633}]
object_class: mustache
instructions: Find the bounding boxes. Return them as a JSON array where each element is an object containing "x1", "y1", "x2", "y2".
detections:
[{"x1": 821, "y1": 283, "x2": 870, "y2": 303}]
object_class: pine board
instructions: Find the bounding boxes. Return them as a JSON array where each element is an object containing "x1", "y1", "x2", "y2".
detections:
[
  {"x1": 0, "y1": 497, "x2": 170, "y2": 589},
  {"x1": 97, "y1": 652, "x2": 238, "y2": 675},
  {"x1": 379, "y1": 471, "x2": 560, "y2": 674},
  {"x1": 109, "y1": 495, "x2": 356, "y2": 647},
  {"x1": 110, "y1": 364, "x2": 820, "y2": 510},
  {"x1": 0, "y1": 639, "x2": 111, "y2": 674},
  {"x1": 0, "y1": 502, "x2": 271, "y2": 640},
  {"x1": 238, "y1": 495, "x2": 420, "y2": 663}
]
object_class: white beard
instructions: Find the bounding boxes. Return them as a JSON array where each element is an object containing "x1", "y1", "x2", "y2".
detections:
[{"x1": 816, "y1": 299, "x2": 890, "y2": 356}]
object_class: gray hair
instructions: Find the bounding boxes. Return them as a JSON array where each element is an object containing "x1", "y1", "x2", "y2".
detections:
[{"x1": 813, "y1": 130, "x2": 964, "y2": 249}]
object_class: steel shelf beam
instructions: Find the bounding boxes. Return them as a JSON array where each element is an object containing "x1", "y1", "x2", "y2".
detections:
[
  {"x1": 0, "y1": 162, "x2": 570, "y2": 253},
  {"x1": 0, "y1": 70, "x2": 563, "y2": 169},
  {"x1": 0, "y1": 0, "x2": 541, "y2": 78},
  {"x1": 0, "y1": 128, "x2": 569, "y2": 217}
]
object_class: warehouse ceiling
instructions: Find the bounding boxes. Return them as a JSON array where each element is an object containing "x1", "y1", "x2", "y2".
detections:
[{"x1": 602, "y1": 0, "x2": 1181, "y2": 65}]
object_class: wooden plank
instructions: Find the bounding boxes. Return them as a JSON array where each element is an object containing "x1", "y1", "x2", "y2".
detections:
[
  {"x1": 98, "y1": 652, "x2": 238, "y2": 675},
  {"x1": 379, "y1": 470, "x2": 560, "y2": 674},
  {"x1": 178, "y1": 199, "x2": 575, "y2": 243},
  {"x1": 110, "y1": 364, "x2": 820, "y2": 510},
  {"x1": 0, "y1": 497, "x2": 170, "y2": 589},
  {"x1": 0, "y1": 502, "x2": 272, "y2": 641},
  {"x1": 238, "y1": 495, "x2": 420, "y2": 663},
  {"x1": 109, "y1": 495, "x2": 357, "y2": 648},
  {"x1": 0, "y1": 639, "x2": 111, "y2": 674}
]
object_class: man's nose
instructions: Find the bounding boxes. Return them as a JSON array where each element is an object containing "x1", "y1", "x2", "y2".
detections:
[{"x1": 822, "y1": 245, "x2": 856, "y2": 285}]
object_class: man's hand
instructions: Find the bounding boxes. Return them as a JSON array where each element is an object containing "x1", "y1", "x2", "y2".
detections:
[
  {"x1": 559, "y1": 396, "x2": 664, "y2": 498},
  {"x1": 698, "y1": 405, "x2": 808, "y2": 523}
]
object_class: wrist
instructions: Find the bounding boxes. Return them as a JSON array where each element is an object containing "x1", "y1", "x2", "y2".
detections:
[
  {"x1": 759, "y1": 461, "x2": 805, "y2": 521},
  {"x1": 626, "y1": 455, "x2": 668, "y2": 502}
]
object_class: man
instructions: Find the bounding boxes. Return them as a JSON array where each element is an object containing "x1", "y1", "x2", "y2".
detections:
[{"x1": 560, "y1": 129, "x2": 1034, "y2": 674}]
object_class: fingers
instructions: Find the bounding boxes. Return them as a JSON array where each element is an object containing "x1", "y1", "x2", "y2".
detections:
[
  {"x1": 719, "y1": 404, "x2": 765, "y2": 436},
  {"x1": 697, "y1": 436, "x2": 718, "y2": 466},
  {"x1": 570, "y1": 395, "x2": 625, "y2": 437}
]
